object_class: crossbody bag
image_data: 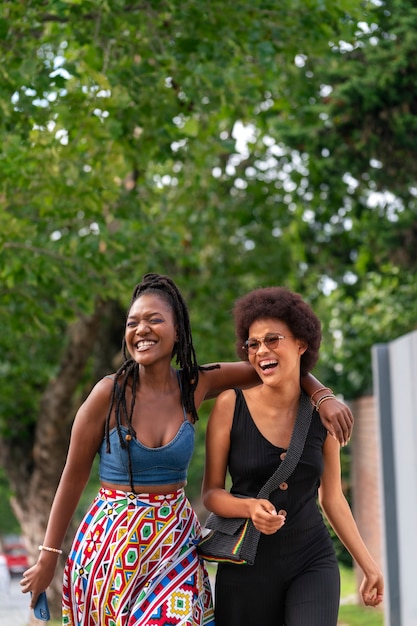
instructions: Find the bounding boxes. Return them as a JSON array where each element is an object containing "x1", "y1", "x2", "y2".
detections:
[{"x1": 197, "y1": 390, "x2": 313, "y2": 565}]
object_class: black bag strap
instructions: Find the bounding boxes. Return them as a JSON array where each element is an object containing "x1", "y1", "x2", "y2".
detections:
[
  {"x1": 256, "y1": 390, "x2": 313, "y2": 499},
  {"x1": 201, "y1": 391, "x2": 314, "y2": 537}
]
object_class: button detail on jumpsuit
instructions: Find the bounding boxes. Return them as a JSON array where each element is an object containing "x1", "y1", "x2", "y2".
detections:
[{"x1": 279, "y1": 481, "x2": 288, "y2": 490}]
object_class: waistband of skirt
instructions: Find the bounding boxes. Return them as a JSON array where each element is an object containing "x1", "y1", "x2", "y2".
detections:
[{"x1": 98, "y1": 486, "x2": 185, "y2": 504}]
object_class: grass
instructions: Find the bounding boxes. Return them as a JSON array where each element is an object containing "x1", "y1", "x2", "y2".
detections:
[{"x1": 338, "y1": 604, "x2": 384, "y2": 626}]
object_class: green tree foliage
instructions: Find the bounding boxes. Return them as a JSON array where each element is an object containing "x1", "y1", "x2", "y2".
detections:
[
  {"x1": 268, "y1": 0, "x2": 417, "y2": 395},
  {"x1": 0, "y1": 468, "x2": 21, "y2": 535},
  {"x1": 0, "y1": 0, "x2": 363, "y2": 436}
]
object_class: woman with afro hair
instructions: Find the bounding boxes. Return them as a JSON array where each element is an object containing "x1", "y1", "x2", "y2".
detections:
[{"x1": 202, "y1": 286, "x2": 383, "y2": 626}]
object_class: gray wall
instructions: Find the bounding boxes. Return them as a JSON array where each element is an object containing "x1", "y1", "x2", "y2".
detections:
[{"x1": 372, "y1": 329, "x2": 417, "y2": 626}]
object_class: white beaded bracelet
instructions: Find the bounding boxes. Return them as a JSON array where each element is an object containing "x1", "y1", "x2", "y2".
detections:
[{"x1": 39, "y1": 545, "x2": 63, "y2": 554}]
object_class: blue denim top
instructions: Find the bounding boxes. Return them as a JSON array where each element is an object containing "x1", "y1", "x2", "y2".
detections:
[{"x1": 98, "y1": 374, "x2": 195, "y2": 485}]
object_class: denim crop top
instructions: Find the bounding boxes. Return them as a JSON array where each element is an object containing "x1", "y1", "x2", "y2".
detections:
[{"x1": 98, "y1": 374, "x2": 195, "y2": 486}]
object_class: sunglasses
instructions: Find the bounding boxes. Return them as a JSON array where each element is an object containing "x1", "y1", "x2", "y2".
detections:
[{"x1": 243, "y1": 333, "x2": 293, "y2": 354}]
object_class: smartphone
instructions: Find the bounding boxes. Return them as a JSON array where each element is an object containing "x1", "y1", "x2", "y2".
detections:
[{"x1": 33, "y1": 591, "x2": 50, "y2": 621}]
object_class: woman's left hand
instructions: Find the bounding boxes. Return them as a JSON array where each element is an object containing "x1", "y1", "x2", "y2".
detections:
[
  {"x1": 359, "y1": 569, "x2": 384, "y2": 607},
  {"x1": 317, "y1": 397, "x2": 353, "y2": 446}
]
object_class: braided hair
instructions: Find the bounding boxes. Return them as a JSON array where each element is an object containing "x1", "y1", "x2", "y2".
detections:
[{"x1": 104, "y1": 273, "x2": 216, "y2": 492}]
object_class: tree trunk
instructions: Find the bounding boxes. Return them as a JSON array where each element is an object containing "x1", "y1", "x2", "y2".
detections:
[{"x1": 0, "y1": 301, "x2": 106, "y2": 620}]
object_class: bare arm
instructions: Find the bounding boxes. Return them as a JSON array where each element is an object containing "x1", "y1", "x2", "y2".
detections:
[
  {"x1": 300, "y1": 373, "x2": 353, "y2": 445},
  {"x1": 20, "y1": 378, "x2": 112, "y2": 607},
  {"x1": 197, "y1": 361, "x2": 259, "y2": 402},
  {"x1": 319, "y1": 435, "x2": 384, "y2": 607},
  {"x1": 201, "y1": 390, "x2": 285, "y2": 535},
  {"x1": 198, "y1": 363, "x2": 354, "y2": 445}
]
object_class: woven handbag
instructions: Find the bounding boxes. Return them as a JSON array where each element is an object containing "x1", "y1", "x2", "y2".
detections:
[{"x1": 197, "y1": 391, "x2": 313, "y2": 565}]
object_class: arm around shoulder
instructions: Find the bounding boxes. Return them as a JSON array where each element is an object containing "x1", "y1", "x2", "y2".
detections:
[
  {"x1": 196, "y1": 361, "x2": 260, "y2": 404},
  {"x1": 301, "y1": 372, "x2": 354, "y2": 446}
]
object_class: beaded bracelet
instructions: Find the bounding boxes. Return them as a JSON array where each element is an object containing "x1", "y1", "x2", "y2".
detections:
[
  {"x1": 315, "y1": 394, "x2": 336, "y2": 411},
  {"x1": 310, "y1": 387, "x2": 333, "y2": 403},
  {"x1": 39, "y1": 545, "x2": 63, "y2": 555}
]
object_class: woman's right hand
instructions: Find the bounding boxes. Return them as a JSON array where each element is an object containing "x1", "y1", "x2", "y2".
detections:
[
  {"x1": 249, "y1": 498, "x2": 286, "y2": 535},
  {"x1": 20, "y1": 555, "x2": 57, "y2": 608}
]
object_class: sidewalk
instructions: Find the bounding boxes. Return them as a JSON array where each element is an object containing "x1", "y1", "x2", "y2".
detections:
[{"x1": 0, "y1": 577, "x2": 31, "y2": 626}]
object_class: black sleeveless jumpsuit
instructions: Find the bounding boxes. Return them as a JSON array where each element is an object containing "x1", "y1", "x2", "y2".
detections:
[{"x1": 214, "y1": 389, "x2": 340, "y2": 626}]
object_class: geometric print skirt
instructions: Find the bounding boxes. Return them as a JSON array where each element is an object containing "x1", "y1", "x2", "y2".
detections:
[{"x1": 62, "y1": 488, "x2": 215, "y2": 626}]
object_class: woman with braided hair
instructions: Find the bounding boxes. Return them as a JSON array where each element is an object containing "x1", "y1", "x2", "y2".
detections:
[{"x1": 21, "y1": 273, "x2": 353, "y2": 625}]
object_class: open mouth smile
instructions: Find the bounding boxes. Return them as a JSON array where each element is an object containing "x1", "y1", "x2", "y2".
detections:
[
  {"x1": 134, "y1": 339, "x2": 156, "y2": 351},
  {"x1": 259, "y1": 359, "x2": 278, "y2": 371}
]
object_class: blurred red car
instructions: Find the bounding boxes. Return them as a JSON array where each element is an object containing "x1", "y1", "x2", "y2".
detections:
[{"x1": 2, "y1": 539, "x2": 29, "y2": 575}]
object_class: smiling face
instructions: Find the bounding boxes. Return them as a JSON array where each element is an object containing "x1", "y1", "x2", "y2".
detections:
[
  {"x1": 125, "y1": 293, "x2": 177, "y2": 365},
  {"x1": 247, "y1": 317, "x2": 307, "y2": 386}
]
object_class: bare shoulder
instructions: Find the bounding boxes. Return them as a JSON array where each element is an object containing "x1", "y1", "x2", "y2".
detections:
[
  {"x1": 85, "y1": 375, "x2": 114, "y2": 403},
  {"x1": 214, "y1": 388, "x2": 238, "y2": 409},
  {"x1": 91, "y1": 374, "x2": 116, "y2": 393},
  {"x1": 75, "y1": 375, "x2": 115, "y2": 424},
  {"x1": 208, "y1": 388, "x2": 237, "y2": 428},
  {"x1": 66, "y1": 377, "x2": 115, "y2": 458}
]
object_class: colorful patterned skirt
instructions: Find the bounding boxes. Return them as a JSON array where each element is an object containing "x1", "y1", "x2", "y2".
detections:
[{"x1": 62, "y1": 488, "x2": 214, "y2": 626}]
